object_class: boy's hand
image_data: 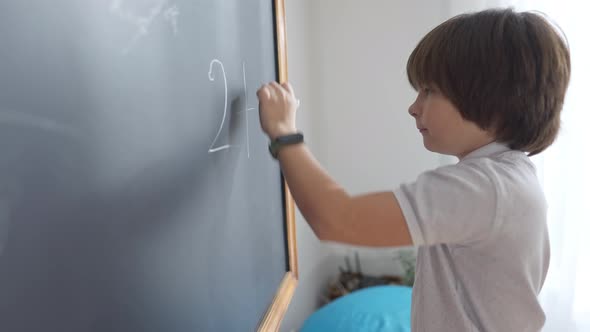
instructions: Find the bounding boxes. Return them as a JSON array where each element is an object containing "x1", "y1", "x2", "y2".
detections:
[{"x1": 256, "y1": 81, "x2": 299, "y2": 140}]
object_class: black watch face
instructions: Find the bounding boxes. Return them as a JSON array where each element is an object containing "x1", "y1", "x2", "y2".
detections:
[{"x1": 279, "y1": 133, "x2": 303, "y2": 144}]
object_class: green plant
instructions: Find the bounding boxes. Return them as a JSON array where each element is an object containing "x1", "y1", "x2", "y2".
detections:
[{"x1": 393, "y1": 249, "x2": 416, "y2": 287}]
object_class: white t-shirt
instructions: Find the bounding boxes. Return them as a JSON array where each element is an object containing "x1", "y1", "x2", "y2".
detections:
[{"x1": 393, "y1": 142, "x2": 550, "y2": 332}]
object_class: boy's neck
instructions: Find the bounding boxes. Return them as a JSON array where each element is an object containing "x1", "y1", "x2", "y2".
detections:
[{"x1": 456, "y1": 137, "x2": 497, "y2": 160}]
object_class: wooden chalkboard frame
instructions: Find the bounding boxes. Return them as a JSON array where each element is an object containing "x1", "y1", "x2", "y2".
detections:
[{"x1": 257, "y1": 0, "x2": 298, "y2": 331}]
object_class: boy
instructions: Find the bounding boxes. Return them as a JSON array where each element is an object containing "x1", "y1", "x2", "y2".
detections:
[{"x1": 257, "y1": 8, "x2": 570, "y2": 332}]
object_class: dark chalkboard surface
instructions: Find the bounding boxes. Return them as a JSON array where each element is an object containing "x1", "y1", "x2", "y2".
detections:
[{"x1": 0, "y1": 1, "x2": 297, "y2": 331}]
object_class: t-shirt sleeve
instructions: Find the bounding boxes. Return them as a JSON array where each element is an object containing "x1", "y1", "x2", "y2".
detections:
[{"x1": 393, "y1": 162, "x2": 498, "y2": 246}]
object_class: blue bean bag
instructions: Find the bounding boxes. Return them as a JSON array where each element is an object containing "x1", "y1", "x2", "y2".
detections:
[{"x1": 300, "y1": 285, "x2": 412, "y2": 332}]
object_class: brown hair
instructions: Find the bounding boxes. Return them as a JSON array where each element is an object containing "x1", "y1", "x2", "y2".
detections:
[{"x1": 407, "y1": 8, "x2": 570, "y2": 155}]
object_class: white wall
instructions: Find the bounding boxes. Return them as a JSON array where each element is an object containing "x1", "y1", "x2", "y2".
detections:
[
  {"x1": 307, "y1": 0, "x2": 448, "y2": 278},
  {"x1": 281, "y1": 1, "x2": 451, "y2": 330},
  {"x1": 280, "y1": 1, "x2": 338, "y2": 331}
]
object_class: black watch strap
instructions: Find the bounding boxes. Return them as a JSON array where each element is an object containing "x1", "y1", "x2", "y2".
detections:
[{"x1": 269, "y1": 132, "x2": 304, "y2": 159}]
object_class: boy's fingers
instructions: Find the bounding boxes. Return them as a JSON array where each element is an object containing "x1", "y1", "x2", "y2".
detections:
[
  {"x1": 281, "y1": 82, "x2": 295, "y2": 96},
  {"x1": 269, "y1": 81, "x2": 283, "y2": 97},
  {"x1": 258, "y1": 81, "x2": 298, "y2": 105},
  {"x1": 281, "y1": 82, "x2": 300, "y2": 108},
  {"x1": 257, "y1": 85, "x2": 270, "y2": 100}
]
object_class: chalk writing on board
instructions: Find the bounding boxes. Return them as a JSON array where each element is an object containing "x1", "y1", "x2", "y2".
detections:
[
  {"x1": 241, "y1": 61, "x2": 256, "y2": 159},
  {"x1": 208, "y1": 59, "x2": 256, "y2": 158},
  {"x1": 110, "y1": 0, "x2": 179, "y2": 54},
  {"x1": 208, "y1": 59, "x2": 231, "y2": 153},
  {"x1": 163, "y1": 5, "x2": 180, "y2": 35},
  {"x1": 0, "y1": 108, "x2": 79, "y2": 138}
]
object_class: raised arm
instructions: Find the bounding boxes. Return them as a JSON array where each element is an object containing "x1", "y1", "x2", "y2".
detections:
[{"x1": 257, "y1": 82, "x2": 412, "y2": 247}]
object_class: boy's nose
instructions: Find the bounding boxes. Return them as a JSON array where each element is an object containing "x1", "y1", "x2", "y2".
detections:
[{"x1": 408, "y1": 100, "x2": 420, "y2": 118}]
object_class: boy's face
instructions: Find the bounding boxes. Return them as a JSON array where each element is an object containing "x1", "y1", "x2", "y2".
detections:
[{"x1": 408, "y1": 86, "x2": 494, "y2": 158}]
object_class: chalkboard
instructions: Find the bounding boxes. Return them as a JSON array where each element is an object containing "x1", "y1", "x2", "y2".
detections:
[{"x1": 0, "y1": 0, "x2": 298, "y2": 331}]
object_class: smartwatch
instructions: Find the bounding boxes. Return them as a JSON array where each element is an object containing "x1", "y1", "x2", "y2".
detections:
[{"x1": 269, "y1": 132, "x2": 304, "y2": 159}]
